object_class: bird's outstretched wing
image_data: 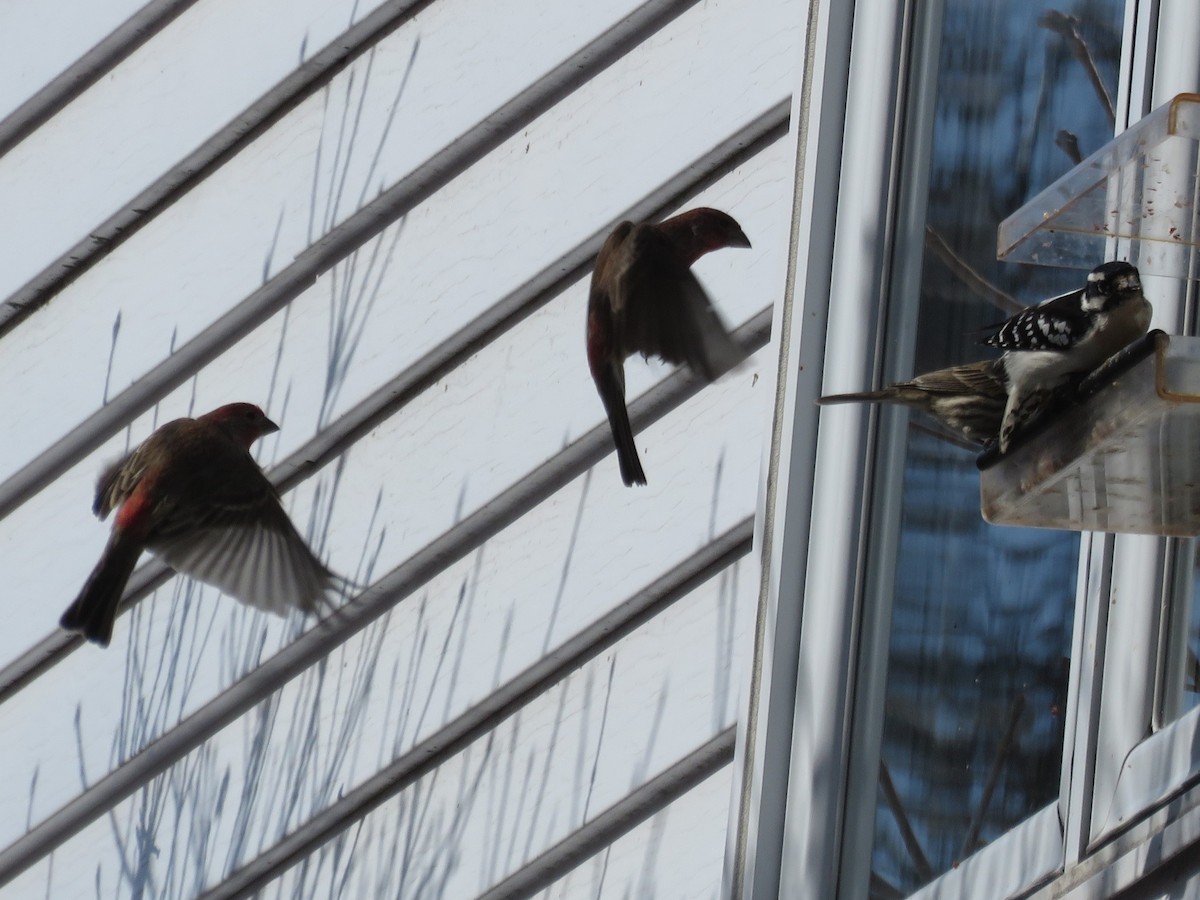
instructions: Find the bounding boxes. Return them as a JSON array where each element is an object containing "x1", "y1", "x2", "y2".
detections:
[
  {"x1": 153, "y1": 499, "x2": 339, "y2": 616},
  {"x1": 149, "y1": 439, "x2": 340, "y2": 615},
  {"x1": 617, "y1": 225, "x2": 745, "y2": 380}
]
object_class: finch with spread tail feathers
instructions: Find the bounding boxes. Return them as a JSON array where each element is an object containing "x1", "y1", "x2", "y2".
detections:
[
  {"x1": 586, "y1": 207, "x2": 752, "y2": 486},
  {"x1": 60, "y1": 403, "x2": 340, "y2": 647}
]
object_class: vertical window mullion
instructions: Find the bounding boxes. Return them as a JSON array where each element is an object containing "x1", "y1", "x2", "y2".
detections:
[
  {"x1": 777, "y1": 0, "x2": 913, "y2": 884},
  {"x1": 729, "y1": 0, "x2": 861, "y2": 894}
]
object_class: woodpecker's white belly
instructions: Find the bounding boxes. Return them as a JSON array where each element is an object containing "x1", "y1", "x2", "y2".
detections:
[{"x1": 1000, "y1": 347, "x2": 1081, "y2": 389}]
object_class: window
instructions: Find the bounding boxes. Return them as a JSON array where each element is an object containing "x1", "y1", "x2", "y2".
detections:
[
  {"x1": 865, "y1": 1, "x2": 1124, "y2": 895},
  {"x1": 732, "y1": 0, "x2": 1200, "y2": 897}
]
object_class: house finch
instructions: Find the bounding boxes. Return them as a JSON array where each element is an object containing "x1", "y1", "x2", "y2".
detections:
[
  {"x1": 819, "y1": 359, "x2": 1009, "y2": 446},
  {"x1": 587, "y1": 207, "x2": 752, "y2": 486},
  {"x1": 60, "y1": 403, "x2": 339, "y2": 647}
]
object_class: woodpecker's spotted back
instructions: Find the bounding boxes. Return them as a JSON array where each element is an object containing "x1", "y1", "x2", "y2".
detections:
[
  {"x1": 982, "y1": 261, "x2": 1144, "y2": 354},
  {"x1": 985, "y1": 302, "x2": 1083, "y2": 351}
]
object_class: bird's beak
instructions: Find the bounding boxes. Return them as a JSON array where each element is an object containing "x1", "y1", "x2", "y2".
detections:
[
  {"x1": 729, "y1": 228, "x2": 752, "y2": 249},
  {"x1": 261, "y1": 417, "x2": 281, "y2": 435}
]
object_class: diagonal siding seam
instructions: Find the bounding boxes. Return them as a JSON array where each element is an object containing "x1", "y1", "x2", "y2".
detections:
[
  {"x1": 0, "y1": 0, "x2": 200, "y2": 159},
  {"x1": 0, "y1": 0, "x2": 437, "y2": 338},
  {"x1": 476, "y1": 728, "x2": 737, "y2": 900}
]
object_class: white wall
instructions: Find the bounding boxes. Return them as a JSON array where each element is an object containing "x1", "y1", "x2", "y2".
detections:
[{"x1": 0, "y1": 1, "x2": 801, "y2": 896}]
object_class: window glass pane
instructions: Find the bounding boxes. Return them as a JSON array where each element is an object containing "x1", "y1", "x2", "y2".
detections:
[{"x1": 868, "y1": 1, "x2": 1124, "y2": 895}]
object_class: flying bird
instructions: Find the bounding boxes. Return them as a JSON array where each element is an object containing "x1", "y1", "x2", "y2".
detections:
[
  {"x1": 60, "y1": 403, "x2": 341, "y2": 647},
  {"x1": 982, "y1": 260, "x2": 1150, "y2": 452},
  {"x1": 587, "y1": 207, "x2": 752, "y2": 485}
]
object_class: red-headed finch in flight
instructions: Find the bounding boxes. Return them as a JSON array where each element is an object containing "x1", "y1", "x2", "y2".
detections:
[
  {"x1": 60, "y1": 403, "x2": 341, "y2": 647},
  {"x1": 586, "y1": 207, "x2": 751, "y2": 486}
]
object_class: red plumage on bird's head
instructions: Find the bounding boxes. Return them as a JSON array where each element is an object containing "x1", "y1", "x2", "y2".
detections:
[
  {"x1": 658, "y1": 207, "x2": 752, "y2": 265},
  {"x1": 199, "y1": 402, "x2": 280, "y2": 449}
]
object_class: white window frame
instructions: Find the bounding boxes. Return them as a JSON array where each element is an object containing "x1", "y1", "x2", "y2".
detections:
[{"x1": 726, "y1": 0, "x2": 888, "y2": 893}]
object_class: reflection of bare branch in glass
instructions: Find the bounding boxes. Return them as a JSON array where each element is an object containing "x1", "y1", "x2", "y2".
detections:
[
  {"x1": 910, "y1": 419, "x2": 984, "y2": 453},
  {"x1": 1038, "y1": 11, "x2": 1116, "y2": 126},
  {"x1": 871, "y1": 5, "x2": 1119, "y2": 894},
  {"x1": 878, "y1": 759, "x2": 933, "y2": 883},
  {"x1": 1186, "y1": 647, "x2": 1200, "y2": 695},
  {"x1": 924, "y1": 226, "x2": 1021, "y2": 315},
  {"x1": 1055, "y1": 129, "x2": 1083, "y2": 166},
  {"x1": 870, "y1": 870, "x2": 905, "y2": 900},
  {"x1": 960, "y1": 692, "x2": 1026, "y2": 858}
]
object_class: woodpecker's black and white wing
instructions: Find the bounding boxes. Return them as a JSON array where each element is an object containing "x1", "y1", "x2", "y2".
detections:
[
  {"x1": 980, "y1": 284, "x2": 1096, "y2": 352},
  {"x1": 983, "y1": 261, "x2": 1151, "y2": 452},
  {"x1": 983, "y1": 262, "x2": 1148, "y2": 357}
]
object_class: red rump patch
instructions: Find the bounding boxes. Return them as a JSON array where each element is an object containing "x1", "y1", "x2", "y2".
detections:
[
  {"x1": 587, "y1": 311, "x2": 611, "y2": 376},
  {"x1": 114, "y1": 484, "x2": 154, "y2": 535}
]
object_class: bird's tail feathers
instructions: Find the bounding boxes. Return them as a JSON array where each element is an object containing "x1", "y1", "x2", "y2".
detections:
[
  {"x1": 597, "y1": 367, "x2": 647, "y2": 486},
  {"x1": 60, "y1": 530, "x2": 142, "y2": 647},
  {"x1": 817, "y1": 389, "x2": 892, "y2": 405}
]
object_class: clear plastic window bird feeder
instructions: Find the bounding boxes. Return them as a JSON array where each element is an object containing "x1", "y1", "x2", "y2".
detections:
[
  {"x1": 979, "y1": 332, "x2": 1200, "y2": 535},
  {"x1": 997, "y1": 93, "x2": 1200, "y2": 274},
  {"x1": 984, "y1": 93, "x2": 1200, "y2": 533}
]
